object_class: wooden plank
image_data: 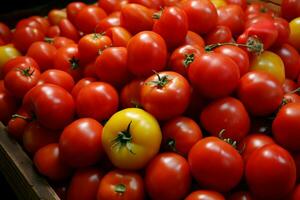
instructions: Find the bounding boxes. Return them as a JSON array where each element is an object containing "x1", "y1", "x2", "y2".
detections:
[{"x1": 0, "y1": 123, "x2": 60, "y2": 200}]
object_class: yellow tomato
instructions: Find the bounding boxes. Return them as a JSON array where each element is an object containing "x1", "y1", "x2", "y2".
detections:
[
  {"x1": 211, "y1": 0, "x2": 227, "y2": 8},
  {"x1": 102, "y1": 108, "x2": 162, "y2": 170},
  {"x1": 250, "y1": 51, "x2": 285, "y2": 84},
  {"x1": 0, "y1": 44, "x2": 21, "y2": 68},
  {"x1": 289, "y1": 17, "x2": 300, "y2": 51}
]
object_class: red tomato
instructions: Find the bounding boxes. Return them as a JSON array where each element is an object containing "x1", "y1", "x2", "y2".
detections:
[
  {"x1": 67, "y1": 168, "x2": 104, "y2": 200},
  {"x1": 129, "y1": 0, "x2": 163, "y2": 9},
  {"x1": 95, "y1": 12, "x2": 121, "y2": 33},
  {"x1": 105, "y1": 26, "x2": 132, "y2": 47},
  {"x1": 273, "y1": 17, "x2": 290, "y2": 47},
  {"x1": 16, "y1": 18, "x2": 46, "y2": 33},
  {"x1": 188, "y1": 137, "x2": 243, "y2": 192},
  {"x1": 37, "y1": 69, "x2": 75, "y2": 92},
  {"x1": 59, "y1": 19, "x2": 80, "y2": 42},
  {"x1": 246, "y1": 144, "x2": 296, "y2": 199},
  {"x1": 7, "y1": 108, "x2": 30, "y2": 140},
  {"x1": 52, "y1": 36, "x2": 75, "y2": 49},
  {"x1": 200, "y1": 97, "x2": 250, "y2": 142},
  {"x1": 185, "y1": 190, "x2": 225, "y2": 200},
  {"x1": 0, "y1": 85, "x2": 18, "y2": 125},
  {"x1": 237, "y1": 71, "x2": 284, "y2": 116},
  {"x1": 120, "y1": 3, "x2": 154, "y2": 34},
  {"x1": 283, "y1": 93, "x2": 300, "y2": 104},
  {"x1": 293, "y1": 154, "x2": 300, "y2": 181},
  {"x1": 29, "y1": 16, "x2": 50, "y2": 33},
  {"x1": 75, "y1": 5, "x2": 107, "y2": 34},
  {"x1": 180, "y1": 0, "x2": 217, "y2": 34},
  {"x1": 127, "y1": 31, "x2": 167, "y2": 77},
  {"x1": 281, "y1": 0, "x2": 300, "y2": 21},
  {"x1": 282, "y1": 79, "x2": 298, "y2": 93},
  {"x1": 145, "y1": 152, "x2": 191, "y2": 200},
  {"x1": 46, "y1": 25, "x2": 60, "y2": 38},
  {"x1": 98, "y1": 0, "x2": 128, "y2": 14},
  {"x1": 290, "y1": 184, "x2": 300, "y2": 200},
  {"x1": 48, "y1": 9, "x2": 67, "y2": 25},
  {"x1": 183, "y1": 31, "x2": 205, "y2": 49},
  {"x1": 66, "y1": 2, "x2": 87, "y2": 24},
  {"x1": 59, "y1": 118, "x2": 104, "y2": 168},
  {"x1": 162, "y1": 116, "x2": 202, "y2": 155},
  {"x1": 71, "y1": 77, "x2": 96, "y2": 99},
  {"x1": 205, "y1": 25, "x2": 232, "y2": 45},
  {"x1": 97, "y1": 170, "x2": 144, "y2": 200},
  {"x1": 83, "y1": 62, "x2": 98, "y2": 79},
  {"x1": 23, "y1": 121, "x2": 59, "y2": 154},
  {"x1": 227, "y1": 191, "x2": 253, "y2": 200},
  {"x1": 76, "y1": 82, "x2": 119, "y2": 122},
  {"x1": 120, "y1": 79, "x2": 144, "y2": 108},
  {"x1": 95, "y1": 47, "x2": 129, "y2": 87},
  {"x1": 245, "y1": 3, "x2": 274, "y2": 20},
  {"x1": 34, "y1": 143, "x2": 71, "y2": 181},
  {"x1": 225, "y1": 0, "x2": 246, "y2": 9},
  {"x1": 184, "y1": 88, "x2": 207, "y2": 118},
  {"x1": 0, "y1": 22, "x2": 12, "y2": 44},
  {"x1": 153, "y1": 6, "x2": 188, "y2": 49},
  {"x1": 188, "y1": 52, "x2": 240, "y2": 99}
]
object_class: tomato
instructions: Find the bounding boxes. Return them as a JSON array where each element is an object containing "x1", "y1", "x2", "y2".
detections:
[
  {"x1": 153, "y1": 6, "x2": 188, "y2": 49},
  {"x1": 188, "y1": 52, "x2": 240, "y2": 99},
  {"x1": 37, "y1": 69, "x2": 75, "y2": 92},
  {"x1": 141, "y1": 71, "x2": 191, "y2": 120},
  {"x1": 24, "y1": 84, "x2": 75, "y2": 130},
  {"x1": 274, "y1": 43, "x2": 300, "y2": 81},
  {"x1": 67, "y1": 168, "x2": 104, "y2": 200},
  {"x1": 120, "y1": 79, "x2": 144, "y2": 108},
  {"x1": 237, "y1": 71, "x2": 284, "y2": 116},
  {"x1": 211, "y1": 0, "x2": 227, "y2": 8},
  {"x1": 71, "y1": 77, "x2": 96, "y2": 99},
  {"x1": 246, "y1": 144, "x2": 296, "y2": 199},
  {"x1": 239, "y1": 133, "x2": 275, "y2": 162},
  {"x1": 78, "y1": 33, "x2": 112, "y2": 64},
  {"x1": 27, "y1": 41, "x2": 57, "y2": 72},
  {"x1": 30, "y1": 16, "x2": 50, "y2": 33},
  {"x1": 97, "y1": 170, "x2": 144, "y2": 200},
  {"x1": 183, "y1": 31, "x2": 205, "y2": 49},
  {"x1": 214, "y1": 45, "x2": 249, "y2": 76},
  {"x1": 200, "y1": 97, "x2": 250, "y2": 142},
  {"x1": 273, "y1": 17, "x2": 290, "y2": 47},
  {"x1": 120, "y1": 3, "x2": 154, "y2": 34},
  {"x1": 290, "y1": 185, "x2": 300, "y2": 200},
  {"x1": 83, "y1": 62, "x2": 98, "y2": 79},
  {"x1": 185, "y1": 190, "x2": 225, "y2": 200},
  {"x1": 283, "y1": 93, "x2": 300, "y2": 105},
  {"x1": 226, "y1": 0, "x2": 246, "y2": 9},
  {"x1": 227, "y1": 191, "x2": 253, "y2": 200},
  {"x1": 66, "y1": 2, "x2": 87, "y2": 24},
  {"x1": 289, "y1": 17, "x2": 300, "y2": 51},
  {"x1": 272, "y1": 103, "x2": 300, "y2": 152},
  {"x1": 76, "y1": 82, "x2": 119, "y2": 122},
  {"x1": 23, "y1": 121, "x2": 59, "y2": 154},
  {"x1": 184, "y1": 88, "x2": 207, "y2": 118},
  {"x1": 293, "y1": 154, "x2": 300, "y2": 181},
  {"x1": 51, "y1": 36, "x2": 75, "y2": 49},
  {"x1": 0, "y1": 85, "x2": 18, "y2": 125},
  {"x1": 188, "y1": 137, "x2": 243, "y2": 192},
  {"x1": 250, "y1": 51, "x2": 285, "y2": 84},
  {"x1": 1, "y1": 56, "x2": 38, "y2": 78},
  {"x1": 217, "y1": 5, "x2": 245, "y2": 37},
  {"x1": 162, "y1": 116, "x2": 202, "y2": 155},
  {"x1": 46, "y1": 26, "x2": 60, "y2": 40},
  {"x1": 145, "y1": 152, "x2": 191, "y2": 200},
  {"x1": 95, "y1": 12, "x2": 121, "y2": 33},
  {"x1": 205, "y1": 25, "x2": 232, "y2": 45},
  {"x1": 0, "y1": 22, "x2": 12, "y2": 44},
  {"x1": 180, "y1": 0, "x2": 217, "y2": 34},
  {"x1": 4, "y1": 64, "x2": 40, "y2": 98},
  {"x1": 281, "y1": 0, "x2": 300, "y2": 21},
  {"x1": 98, "y1": 0, "x2": 128, "y2": 14},
  {"x1": 59, "y1": 118, "x2": 104, "y2": 168},
  {"x1": 95, "y1": 47, "x2": 129, "y2": 87},
  {"x1": 7, "y1": 108, "x2": 30, "y2": 140},
  {"x1": 34, "y1": 143, "x2": 71, "y2": 181},
  {"x1": 102, "y1": 108, "x2": 162, "y2": 170},
  {"x1": 105, "y1": 26, "x2": 132, "y2": 47},
  {"x1": 168, "y1": 45, "x2": 204, "y2": 77},
  {"x1": 0, "y1": 45, "x2": 21, "y2": 70},
  {"x1": 48, "y1": 9, "x2": 67, "y2": 25},
  {"x1": 16, "y1": 18, "x2": 46, "y2": 33},
  {"x1": 128, "y1": 0, "x2": 163, "y2": 9},
  {"x1": 75, "y1": 5, "x2": 107, "y2": 34},
  {"x1": 59, "y1": 19, "x2": 80, "y2": 42},
  {"x1": 127, "y1": 31, "x2": 167, "y2": 77},
  {"x1": 245, "y1": 3, "x2": 274, "y2": 21}
]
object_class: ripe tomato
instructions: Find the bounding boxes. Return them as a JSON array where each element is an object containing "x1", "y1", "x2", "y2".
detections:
[
  {"x1": 16, "y1": 18, "x2": 46, "y2": 33},
  {"x1": 0, "y1": 45, "x2": 21, "y2": 70},
  {"x1": 27, "y1": 41, "x2": 57, "y2": 72},
  {"x1": 59, "y1": 118, "x2": 104, "y2": 168},
  {"x1": 71, "y1": 77, "x2": 96, "y2": 99},
  {"x1": 185, "y1": 190, "x2": 225, "y2": 200},
  {"x1": 272, "y1": 103, "x2": 300, "y2": 152},
  {"x1": 98, "y1": 0, "x2": 128, "y2": 14},
  {"x1": 162, "y1": 116, "x2": 202, "y2": 155},
  {"x1": 67, "y1": 168, "x2": 104, "y2": 200},
  {"x1": 283, "y1": 93, "x2": 300, "y2": 105},
  {"x1": 95, "y1": 12, "x2": 121, "y2": 33},
  {"x1": 0, "y1": 22, "x2": 12, "y2": 44},
  {"x1": 188, "y1": 137, "x2": 243, "y2": 192},
  {"x1": 273, "y1": 17, "x2": 290, "y2": 47},
  {"x1": 183, "y1": 31, "x2": 205, "y2": 49},
  {"x1": 145, "y1": 152, "x2": 191, "y2": 200},
  {"x1": 200, "y1": 97, "x2": 250, "y2": 142},
  {"x1": 188, "y1": 52, "x2": 240, "y2": 99},
  {"x1": 120, "y1": 79, "x2": 144, "y2": 108},
  {"x1": 281, "y1": 0, "x2": 300, "y2": 21},
  {"x1": 7, "y1": 108, "x2": 30, "y2": 140},
  {"x1": 105, "y1": 26, "x2": 132, "y2": 47},
  {"x1": 237, "y1": 71, "x2": 284, "y2": 116},
  {"x1": 283, "y1": 79, "x2": 298, "y2": 94},
  {"x1": 34, "y1": 143, "x2": 71, "y2": 181},
  {"x1": 59, "y1": 19, "x2": 80, "y2": 42},
  {"x1": 37, "y1": 69, "x2": 75, "y2": 92},
  {"x1": 129, "y1": 0, "x2": 163, "y2": 9},
  {"x1": 66, "y1": 2, "x2": 87, "y2": 24},
  {"x1": 0, "y1": 85, "x2": 18, "y2": 124},
  {"x1": 289, "y1": 17, "x2": 300, "y2": 51},
  {"x1": 153, "y1": 6, "x2": 188, "y2": 49},
  {"x1": 141, "y1": 71, "x2": 191, "y2": 120},
  {"x1": 246, "y1": 144, "x2": 296, "y2": 199},
  {"x1": 227, "y1": 191, "x2": 253, "y2": 200},
  {"x1": 226, "y1": 0, "x2": 246, "y2": 9},
  {"x1": 48, "y1": 9, "x2": 67, "y2": 25},
  {"x1": 51, "y1": 36, "x2": 75, "y2": 49},
  {"x1": 76, "y1": 82, "x2": 119, "y2": 122},
  {"x1": 205, "y1": 25, "x2": 232, "y2": 45},
  {"x1": 97, "y1": 170, "x2": 144, "y2": 200},
  {"x1": 102, "y1": 108, "x2": 162, "y2": 170},
  {"x1": 290, "y1": 184, "x2": 300, "y2": 200},
  {"x1": 293, "y1": 154, "x2": 300, "y2": 181},
  {"x1": 127, "y1": 31, "x2": 167, "y2": 77}
]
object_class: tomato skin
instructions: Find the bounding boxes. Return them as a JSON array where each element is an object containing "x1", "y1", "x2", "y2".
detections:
[
  {"x1": 0, "y1": 85, "x2": 18, "y2": 125},
  {"x1": 290, "y1": 185, "x2": 300, "y2": 200},
  {"x1": 7, "y1": 108, "x2": 30, "y2": 140},
  {"x1": 227, "y1": 191, "x2": 253, "y2": 200},
  {"x1": 120, "y1": 79, "x2": 144, "y2": 108},
  {"x1": 289, "y1": 17, "x2": 300, "y2": 51},
  {"x1": 185, "y1": 190, "x2": 225, "y2": 200},
  {"x1": 183, "y1": 31, "x2": 205, "y2": 49},
  {"x1": 141, "y1": 71, "x2": 191, "y2": 120},
  {"x1": 283, "y1": 93, "x2": 300, "y2": 105},
  {"x1": 16, "y1": 18, "x2": 46, "y2": 33},
  {"x1": 59, "y1": 118, "x2": 104, "y2": 168},
  {"x1": 188, "y1": 137, "x2": 243, "y2": 192},
  {"x1": 127, "y1": 31, "x2": 167, "y2": 77},
  {"x1": 180, "y1": 0, "x2": 217, "y2": 34},
  {"x1": 226, "y1": 0, "x2": 246, "y2": 9},
  {"x1": 95, "y1": 12, "x2": 121, "y2": 33},
  {"x1": 0, "y1": 22, "x2": 12, "y2": 44},
  {"x1": 98, "y1": 0, "x2": 128, "y2": 14},
  {"x1": 205, "y1": 25, "x2": 232, "y2": 45},
  {"x1": 34, "y1": 143, "x2": 71, "y2": 181},
  {"x1": 162, "y1": 116, "x2": 202, "y2": 155},
  {"x1": 129, "y1": 0, "x2": 163, "y2": 9},
  {"x1": 0, "y1": 45, "x2": 21, "y2": 70},
  {"x1": 66, "y1": 2, "x2": 87, "y2": 24},
  {"x1": 200, "y1": 97, "x2": 250, "y2": 142},
  {"x1": 52, "y1": 36, "x2": 75, "y2": 49},
  {"x1": 67, "y1": 168, "x2": 104, "y2": 200},
  {"x1": 246, "y1": 144, "x2": 296, "y2": 199},
  {"x1": 188, "y1": 52, "x2": 240, "y2": 99},
  {"x1": 273, "y1": 17, "x2": 290, "y2": 47},
  {"x1": 281, "y1": 0, "x2": 300, "y2": 21},
  {"x1": 59, "y1": 19, "x2": 80, "y2": 42},
  {"x1": 145, "y1": 152, "x2": 191, "y2": 200},
  {"x1": 71, "y1": 77, "x2": 96, "y2": 99},
  {"x1": 293, "y1": 154, "x2": 300, "y2": 182},
  {"x1": 105, "y1": 26, "x2": 132, "y2": 47},
  {"x1": 153, "y1": 6, "x2": 188, "y2": 49},
  {"x1": 48, "y1": 9, "x2": 67, "y2": 25},
  {"x1": 237, "y1": 71, "x2": 284, "y2": 116}
]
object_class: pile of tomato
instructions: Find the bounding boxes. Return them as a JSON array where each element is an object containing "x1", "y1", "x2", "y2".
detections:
[{"x1": 1, "y1": 0, "x2": 300, "y2": 199}]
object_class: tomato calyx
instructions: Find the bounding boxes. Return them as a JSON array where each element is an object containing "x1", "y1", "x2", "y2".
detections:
[
  {"x1": 111, "y1": 121, "x2": 136, "y2": 154},
  {"x1": 152, "y1": 9, "x2": 163, "y2": 20},
  {"x1": 44, "y1": 37, "x2": 54, "y2": 43},
  {"x1": 114, "y1": 183, "x2": 126, "y2": 195},
  {"x1": 218, "y1": 129, "x2": 243, "y2": 151},
  {"x1": 69, "y1": 56, "x2": 80, "y2": 70},
  {"x1": 18, "y1": 67, "x2": 35, "y2": 77},
  {"x1": 92, "y1": 33, "x2": 102, "y2": 40},
  {"x1": 146, "y1": 72, "x2": 170, "y2": 89},
  {"x1": 11, "y1": 113, "x2": 32, "y2": 121},
  {"x1": 166, "y1": 138, "x2": 177, "y2": 152},
  {"x1": 183, "y1": 53, "x2": 195, "y2": 68}
]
